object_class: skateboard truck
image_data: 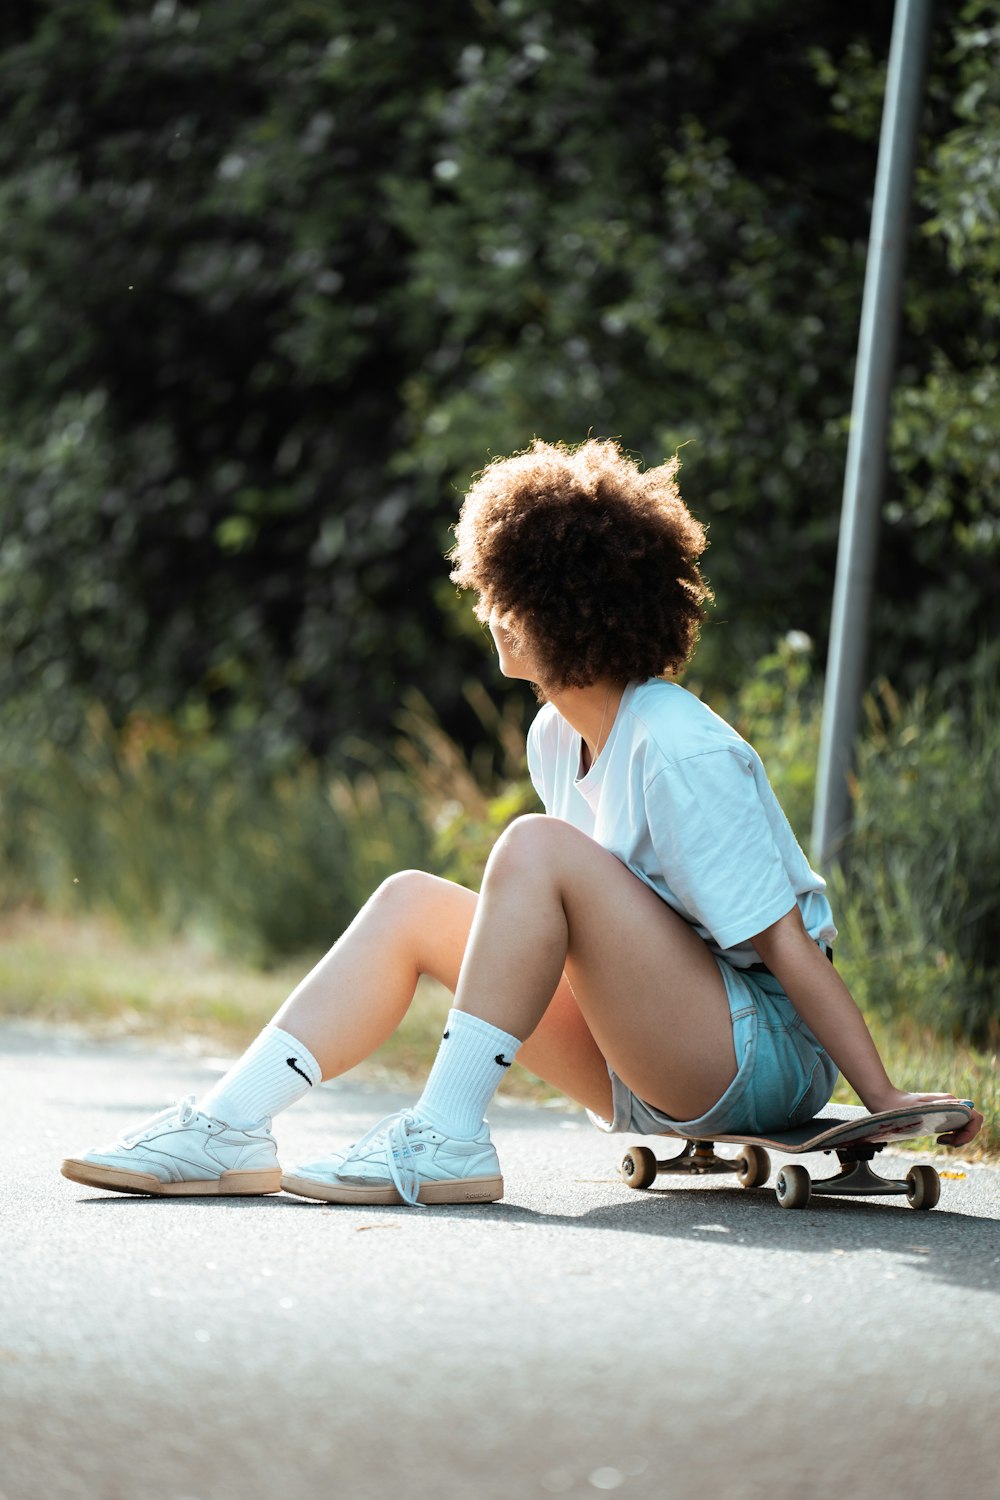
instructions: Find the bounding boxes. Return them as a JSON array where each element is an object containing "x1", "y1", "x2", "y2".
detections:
[
  {"x1": 620, "y1": 1137, "x2": 942, "y2": 1209},
  {"x1": 795, "y1": 1144, "x2": 934, "y2": 1204},
  {"x1": 616, "y1": 1100, "x2": 975, "y2": 1210},
  {"x1": 621, "y1": 1139, "x2": 773, "y2": 1190},
  {"x1": 632, "y1": 1139, "x2": 754, "y2": 1176}
]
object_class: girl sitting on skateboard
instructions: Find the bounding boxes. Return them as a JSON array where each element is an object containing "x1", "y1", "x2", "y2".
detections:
[{"x1": 61, "y1": 438, "x2": 983, "y2": 1204}]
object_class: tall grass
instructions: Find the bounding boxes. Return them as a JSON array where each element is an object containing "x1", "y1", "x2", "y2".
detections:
[
  {"x1": 2, "y1": 647, "x2": 997, "y2": 1054},
  {"x1": 393, "y1": 682, "x2": 540, "y2": 891},
  {"x1": 719, "y1": 640, "x2": 1000, "y2": 1049},
  {"x1": 829, "y1": 668, "x2": 1000, "y2": 1047},
  {"x1": 0, "y1": 706, "x2": 436, "y2": 965}
]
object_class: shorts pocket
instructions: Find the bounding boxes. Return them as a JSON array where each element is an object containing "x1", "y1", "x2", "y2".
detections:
[{"x1": 786, "y1": 1047, "x2": 838, "y2": 1127}]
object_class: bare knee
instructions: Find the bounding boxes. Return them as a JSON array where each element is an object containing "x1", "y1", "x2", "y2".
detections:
[
  {"x1": 368, "y1": 869, "x2": 474, "y2": 946},
  {"x1": 365, "y1": 869, "x2": 475, "y2": 988},
  {"x1": 485, "y1": 814, "x2": 577, "y2": 883},
  {"x1": 369, "y1": 869, "x2": 440, "y2": 921}
]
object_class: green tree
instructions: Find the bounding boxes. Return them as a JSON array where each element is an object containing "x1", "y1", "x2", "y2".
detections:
[
  {"x1": 1, "y1": 1, "x2": 996, "y2": 755},
  {"x1": 0, "y1": 0, "x2": 493, "y2": 750}
]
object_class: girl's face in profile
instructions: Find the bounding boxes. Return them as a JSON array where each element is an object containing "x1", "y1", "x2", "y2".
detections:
[{"x1": 488, "y1": 608, "x2": 537, "y2": 682}]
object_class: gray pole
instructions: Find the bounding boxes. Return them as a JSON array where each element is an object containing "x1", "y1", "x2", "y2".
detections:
[{"x1": 811, "y1": 0, "x2": 933, "y2": 871}]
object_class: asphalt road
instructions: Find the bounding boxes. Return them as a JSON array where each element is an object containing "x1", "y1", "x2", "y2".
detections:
[{"x1": 2, "y1": 1021, "x2": 999, "y2": 1500}]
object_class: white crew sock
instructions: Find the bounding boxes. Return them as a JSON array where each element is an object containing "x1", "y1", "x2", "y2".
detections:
[
  {"x1": 199, "y1": 1024, "x2": 323, "y2": 1128},
  {"x1": 414, "y1": 1008, "x2": 522, "y2": 1138}
]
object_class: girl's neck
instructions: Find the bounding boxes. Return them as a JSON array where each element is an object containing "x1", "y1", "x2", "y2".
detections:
[{"x1": 547, "y1": 679, "x2": 626, "y2": 772}]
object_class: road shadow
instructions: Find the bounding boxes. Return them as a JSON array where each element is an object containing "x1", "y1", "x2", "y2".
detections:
[{"x1": 66, "y1": 1166, "x2": 1000, "y2": 1296}]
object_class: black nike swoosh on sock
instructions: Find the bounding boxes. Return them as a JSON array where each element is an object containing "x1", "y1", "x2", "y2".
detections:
[
  {"x1": 286, "y1": 1057, "x2": 314, "y2": 1085},
  {"x1": 495, "y1": 1054, "x2": 512, "y2": 1068}
]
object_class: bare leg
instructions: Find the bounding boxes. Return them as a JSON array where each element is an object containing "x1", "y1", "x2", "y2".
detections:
[
  {"x1": 63, "y1": 820, "x2": 736, "y2": 1201},
  {"x1": 272, "y1": 871, "x2": 474, "y2": 1079},
  {"x1": 454, "y1": 814, "x2": 736, "y2": 1122},
  {"x1": 270, "y1": 868, "x2": 613, "y2": 1116},
  {"x1": 274, "y1": 815, "x2": 735, "y2": 1124}
]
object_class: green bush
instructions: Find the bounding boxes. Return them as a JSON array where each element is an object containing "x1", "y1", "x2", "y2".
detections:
[
  {"x1": 713, "y1": 631, "x2": 822, "y2": 848},
  {"x1": 2, "y1": 652, "x2": 997, "y2": 1050},
  {"x1": 393, "y1": 682, "x2": 540, "y2": 892},
  {"x1": 708, "y1": 639, "x2": 999, "y2": 1046},
  {"x1": 0, "y1": 706, "x2": 435, "y2": 965},
  {"x1": 0, "y1": 686, "x2": 537, "y2": 965},
  {"x1": 830, "y1": 657, "x2": 1000, "y2": 1046},
  {"x1": 3, "y1": 3, "x2": 998, "y2": 755}
]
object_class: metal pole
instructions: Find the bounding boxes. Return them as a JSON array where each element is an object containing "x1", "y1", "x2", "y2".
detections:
[{"x1": 810, "y1": 0, "x2": 933, "y2": 871}]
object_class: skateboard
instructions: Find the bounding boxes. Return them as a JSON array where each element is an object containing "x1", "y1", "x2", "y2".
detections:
[{"x1": 618, "y1": 1101, "x2": 975, "y2": 1211}]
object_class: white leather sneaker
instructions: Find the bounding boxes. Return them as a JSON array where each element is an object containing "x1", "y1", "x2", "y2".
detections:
[
  {"x1": 61, "y1": 1095, "x2": 281, "y2": 1196},
  {"x1": 281, "y1": 1110, "x2": 504, "y2": 1206}
]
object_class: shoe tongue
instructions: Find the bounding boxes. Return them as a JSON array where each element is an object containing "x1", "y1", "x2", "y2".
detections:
[
  {"x1": 120, "y1": 1110, "x2": 168, "y2": 1143},
  {"x1": 120, "y1": 1097, "x2": 195, "y2": 1142},
  {"x1": 344, "y1": 1109, "x2": 415, "y2": 1161}
]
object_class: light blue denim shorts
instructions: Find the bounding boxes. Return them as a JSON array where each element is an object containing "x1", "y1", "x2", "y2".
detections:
[{"x1": 589, "y1": 958, "x2": 839, "y2": 1138}]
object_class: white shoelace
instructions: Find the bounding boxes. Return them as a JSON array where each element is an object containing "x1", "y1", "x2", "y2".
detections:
[
  {"x1": 338, "y1": 1109, "x2": 426, "y2": 1207},
  {"x1": 118, "y1": 1094, "x2": 199, "y2": 1144}
]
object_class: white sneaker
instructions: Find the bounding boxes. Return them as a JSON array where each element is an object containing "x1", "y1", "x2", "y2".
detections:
[
  {"x1": 281, "y1": 1110, "x2": 504, "y2": 1207},
  {"x1": 61, "y1": 1095, "x2": 282, "y2": 1196}
]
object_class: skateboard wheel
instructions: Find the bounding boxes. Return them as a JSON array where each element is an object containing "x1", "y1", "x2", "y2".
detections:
[
  {"x1": 620, "y1": 1146, "x2": 658, "y2": 1190},
  {"x1": 775, "y1": 1164, "x2": 811, "y2": 1210},
  {"x1": 905, "y1": 1164, "x2": 941, "y2": 1211},
  {"x1": 736, "y1": 1145, "x2": 771, "y2": 1189}
]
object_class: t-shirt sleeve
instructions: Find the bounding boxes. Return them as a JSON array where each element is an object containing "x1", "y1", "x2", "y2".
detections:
[
  {"x1": 525, "y1": 713, "x2": 548, "y2": 811},
  {"x1": 644, "y1": 749, "x2": 797, "y2": 951}
]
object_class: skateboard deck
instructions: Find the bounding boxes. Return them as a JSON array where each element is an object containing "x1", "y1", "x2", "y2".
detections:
[{"x1": 619, "y1": 1101, "x2": 974, "y2": 1210}]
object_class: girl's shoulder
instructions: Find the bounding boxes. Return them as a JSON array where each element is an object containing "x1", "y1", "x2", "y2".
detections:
[
  {"x1": 622, "y1": 679, "x2": 746, "y2": 766},
  {"x1": 528, "y1": 699, "x2": 563, "y2": 740},
  {"x1": 526, "y1": 699, "x2": 573, "y2": 761}
]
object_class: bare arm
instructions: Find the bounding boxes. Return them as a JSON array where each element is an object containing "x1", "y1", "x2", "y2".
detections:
[{"x1": 750, "y1": 907, "x2": 982, "y2": 1147}]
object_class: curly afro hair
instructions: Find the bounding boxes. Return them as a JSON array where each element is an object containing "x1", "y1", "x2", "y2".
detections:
[{"x1": 448, "y1": 437, "x2": 712, "y2": 690}]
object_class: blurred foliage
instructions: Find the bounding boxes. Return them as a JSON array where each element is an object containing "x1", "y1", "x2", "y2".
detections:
[
  {"x1": 0, "y1": 702, "x2": 435, "y2": 964},
  {"x1": 717, "y1": 631, "x2": 821, "y2": 846},
  {"x1": 711, "y1": 639, "x2": 1000, "y2": 1048},
  {"x1": 829, "y1": 656, "x2": 1000, "y2": 1047},
  {"x1": 0, "y1": 681, "x2": 532, "y2": 964},
  {"x1": 0, "y1": 0, "x2": 493, "y2": 752},
  {"x1": 394, "y1": 680, "x2": 540, "y2": 891},
  {"x1": 2, "y1": 648, "x2": 997, "y2": 1046},
  {"x1": 726, "y1": 643, "x2": 1000, "y2": 1049},
  {"x1": 1, "y1": 1, "x2": 997, "y2": 754}
]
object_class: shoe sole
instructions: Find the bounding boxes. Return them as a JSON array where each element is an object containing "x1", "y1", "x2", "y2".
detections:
[
  {"x1": 279, "y1": 1172, "x2": 504, "y2": 1205},
  {"x1": 60, "y1": 1160, "x2": 282, "y2": 1196}
]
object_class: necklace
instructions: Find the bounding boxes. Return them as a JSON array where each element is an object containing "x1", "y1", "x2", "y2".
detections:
[
  {"x1": 596, "y1": 683, "x2": 612, "y2": 754},
  {"x1": 584, "y1": 684, "x2": 612, "y2": 772}
]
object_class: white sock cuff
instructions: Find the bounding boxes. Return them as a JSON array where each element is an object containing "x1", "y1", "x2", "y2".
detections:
[
  {"x1": 266, "y1": 1025, "x2": 323, "y2": 1085},
  {"x1": 444, "y1": 1008, "x2": 522, "y2": 1055},
  {"x1": 414, "y1": 1008, "x2": 523, "y2": 1137}
]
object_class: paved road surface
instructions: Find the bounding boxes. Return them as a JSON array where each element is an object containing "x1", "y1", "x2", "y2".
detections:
[{"x1": 2, "y1": 1023, "x2": 999, "y2": 1500}]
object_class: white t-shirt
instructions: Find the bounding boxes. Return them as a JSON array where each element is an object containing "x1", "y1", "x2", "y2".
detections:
[{"x1": 526, "y1": 677, "x2": 837, "y2": 969}]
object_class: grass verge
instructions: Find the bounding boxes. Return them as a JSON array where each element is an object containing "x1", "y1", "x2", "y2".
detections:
[
  {"x1": 0, "y1": 910, "x2": 560, "y2": 1104},
  {"x1": 2, "y1": 911, "x2": 996, "y2": 1157}
]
